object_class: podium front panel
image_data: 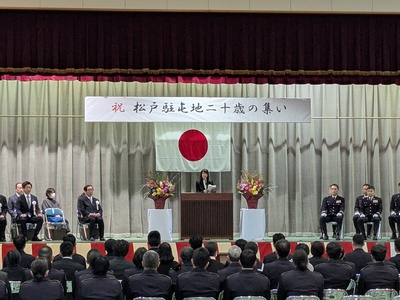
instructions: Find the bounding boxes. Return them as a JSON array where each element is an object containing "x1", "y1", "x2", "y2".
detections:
[
  {"x1": 148, "y1": 209, "x2": 173, "y2": 241},
  {"x1": 181, "y1": 193, "x2": 233, "y2": 239}
]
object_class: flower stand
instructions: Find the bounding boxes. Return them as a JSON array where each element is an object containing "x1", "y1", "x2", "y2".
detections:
[{"x1": 149, "y1": 195, "x2": 170, "y2": 209}]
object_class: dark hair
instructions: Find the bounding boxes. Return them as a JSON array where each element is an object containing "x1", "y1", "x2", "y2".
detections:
[
  {"x1": 275, "y1": 239, "x2": 291, "y2": 258},
  {"x1": 192, "y1": 247, "x2": 210, "y2": 268},
  {"x1": 158, "y1": 242, "x2": 175, "y2": 264},
  {"x1": 395, "y1": 238, "x2": 400, "y2": 252},
  {"x1": 132, "y1": 247, "x2": 147, "y2": 267},
  {"x1": 45, "y1": 188, "x2": 55, "y2": 198},
  {"x1": 148, "y1": 231, "x2": 161, "y2": 248},
  {"x1": 352, "y1": 234, "x2": 365, "y2": 246},
  {"x1": 326, "y1": 242, "x2": 343, "y2": 259},
  {"x1": 199, "y1": 169, "x2": 210, "y2": 182},
  {"x1": 330, "y1": 183, "x2": 339, "y2": 189},
  {"x1": 295, "y1": 243, "x2": 310, "y2": 255},
  {"x1": 311, "y1": 241, "x2": 325, "y2": 257},
  {"x1": 189, "y1": 235, "x2": 203, "y2": 250},
  {"x1": 272, "y1": 233, "x2": 286, "y2": 244},
  {"x1": 38, "y1": 246, "x2": 53, "y2": 259},
  {"x1": 244, "y1": 241, "x2": 258, "y2": 254},
  {"x1": 205, "y1": 242, "x2": 218, "y2": 256},
  {"x1": 30, "y1": 259, "x2": 48, "y2": 281},
  {"x1": 235, "y1": 239, "x2": 247, "y2": 251},
  {"x1": 143, "y1": 250, "x2": 160, "y2": 269},
  {"x1": 92, "y1": 256, "x2": 110, "y2": 275},
  {"x1": 114, "y1": 240, "x2": 129, "y2": 258},
  {"x1": 60, "y1": 241, "x2": 74, "y2": 257},
  {"x1": 371, "y1": 243, "x2": 386, "y2": 261},
  {"x1": 180, "y1": 247, "x2": 194, "y2": 263},
  {"x1": 87, "y1": 249, "x2": 101, "y2": 267},
  {"x1": 22, "y1": 181, "x2": 32, "y2": 188},
  {"x1": 6, "y1": 250, "x2": 21, "y2": 267},
  {"x1": 104, "y1": 238, "x2": 117, "y2": 254},
  {"x1": 240, "y1": 249, "x2": 257, "y2": 268},
  {"x1": 293, "y1": 249, "x2": 309, "y2": 271},
  {"x1": 83, "y1": 185, "x2": 93, "y2": 192},
  {"x1": 13, "y1": 235, "x2": 27, "y2": 251},
  {"x1": 63, "y1": 233, "x2": 77, "y2": 246},
  {"x1": 367, "y1": 185, "x2": 375, "y2": 191}
]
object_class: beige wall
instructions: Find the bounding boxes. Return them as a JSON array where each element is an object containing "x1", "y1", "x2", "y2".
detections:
[{"x1": 0, "y1": 0, "x2": 399, "y2": 14}]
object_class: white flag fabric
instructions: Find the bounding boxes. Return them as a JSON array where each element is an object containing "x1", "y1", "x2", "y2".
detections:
[{"x1": 155, "y1": 123, "x2": 231, "y2": 172}]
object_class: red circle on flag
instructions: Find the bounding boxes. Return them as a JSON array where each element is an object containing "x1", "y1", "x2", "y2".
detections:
[{"x1": 178, "y1": 130, "x2": 208, "y2": 161}]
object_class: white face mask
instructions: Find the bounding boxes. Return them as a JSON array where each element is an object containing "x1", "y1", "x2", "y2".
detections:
[{"x1": 50, "y1": 193, "x2": 56, "y2": 199}]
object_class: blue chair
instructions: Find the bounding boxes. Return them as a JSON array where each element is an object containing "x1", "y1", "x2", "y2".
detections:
[{"x1": 44, "y1": 208, "x2": 67, "y2": 240}]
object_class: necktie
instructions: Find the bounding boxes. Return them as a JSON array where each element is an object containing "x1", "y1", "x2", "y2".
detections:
[{"x1": 26, "y1": 195, "x2": 31, "y2": 207}]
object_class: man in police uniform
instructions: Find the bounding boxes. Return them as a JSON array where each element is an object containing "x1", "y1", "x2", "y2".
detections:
[
  {"x1": 353, "y1": 184, "x2": 372, "y2": 236},
  {"x1": 320, "y1": 184, "x2": 345, "y2": 240},
  {"x1": 357, "y1": 185, "x2": 382, "y2": 240},
  {"x1": 388, "y1": 182, "x2": 400, "y2": 239}
]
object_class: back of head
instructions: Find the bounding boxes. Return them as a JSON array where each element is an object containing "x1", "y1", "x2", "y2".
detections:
[
  {"x1": 244, "y1": 241, "x2": 258, "y2": 254},
  {"x1": 275, "y1": 239, "x2": 291, "y2": 258},
  {"x1": 13, "y1": 235, "x2": 27, "y2": 251},
  {"x1": 353, "y1": 234, "x2": 365, "y2": 247},
  {"x1": 63, "y1": 234, "x2": 77, "y2": 247},
  {"x1": 143, "y1": 250, "x2": 160, "y2": 270},
  {"x1": 272, "y1": 233, "x2": 286, "y2": 244},
  {"x1": 311, "y1": 241, "x2": 325, "y2": 257},
  {"x1": 295, "y1": 243, "x2": 310, "y2": 255},
  {"x1": 293, "y1": 249, "x2": 309, "y2": 271},
  {"x1": 205, "y1": 242, "x2": 218, "y2": 256},
  {"x1": 87, "y1": 249, "x2": 101, "y2": 267},
  {"x1": 326, "y1": 242, "x2": 343, "y2": 260},
  {"x1": 228, "y1": 245, "x2": 242, "y2": 262},
  {"x1": 6, "y1": 250, "x2": 21, "y2": 267},
  {"x1": 92, "y1": 256, "x2": 110, "y2": 275},
  {"x1": 158, "y1": 242, "x2": 174, "y2": 263},
  {"x1": 148, "y1": 231, "x2": 161, "y2": 248},
  {"x1": 133, "y1": 247, "x2": 147, "y2": 267},
  {"x1": 189, "y1": 235, "x2": 203, "y2": 250},
  {"x1": 113, "y1": 239, "x2": 129, "y2": 258},
  {"x1": 192, "y1": 247, "x2": 210, "y2": 268},
  {"x1": 240, "y1": 249, "x2": 257, "y2": 268},
  {"x1": 30, "y1": 259, "x2": 48, "y2": 281},
  {"x1": 104, "y1": 238, "x2": 117, "y2": 254},
  {"x1": 60, "y1": 241, "x2": 74, "y2": 257},
  {"x1": 180, "y1": 247, "x2": 194, "y2": 264},
  {"x1": 371, "y1": 243, "x2": 386, "y2": 261},
  {"x1": 395, "y1": 238, "x2": 400, "y2": 252},
  {"x1": 234, "y1": 239, "x2": 247, "y2": 251},
  {"x1": 38, "y1": 246, "x2": 53, "y2": 259}
]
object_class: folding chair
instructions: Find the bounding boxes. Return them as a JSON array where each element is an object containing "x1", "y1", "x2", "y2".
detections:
[
  {"x1": 365, "y1": 289, "x2": 398, "y2": 300},
  {"x1": 286, "y1": 296, "x2": 320, "y2": 300},
  {"x1": 76, "y1": 210, "x2": 98, "y2": 241},
  {"x1": 342, "y1": 296, "x2": 374, "y2": 300},
  {"x1": 43, "y1": 208, "x2": 67, "y2": 241},
  {"x1": 323, "y1": 289, "x2": 348, "y2": 300},
  {"x1": 366, "y1": 220, "x2": 382, "y2": 239},
  {"x1": 233, "y1": 297, "x2": 267, "y2": 300}
]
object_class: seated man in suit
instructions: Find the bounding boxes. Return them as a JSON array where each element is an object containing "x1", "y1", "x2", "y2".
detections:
[
  {"x1": 15, "y1": 181, "x2": 43, "y2": 241},
  {"x1": 127, "y1": 250, "x2": 172, "y2": 300},
  {"x1": 320, "y1": 184, "x2": 345, "y2": 240},
  {"x1": 218, "y1": 245, "x2": 242, "y2": 290},
  {"x1": 109, "y1": 239, "x2": 135, "y2": 280},
  {"x1": 357, "y1": 185, "x2": 382, "y2": 240},
  {"x1": 77, "y1": 185, "x2": 105, "y2": 241}
]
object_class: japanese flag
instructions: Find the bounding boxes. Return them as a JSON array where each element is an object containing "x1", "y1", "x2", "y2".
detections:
[{"x1": 155, "y1": 123, "x2": 231, "y2": 172}]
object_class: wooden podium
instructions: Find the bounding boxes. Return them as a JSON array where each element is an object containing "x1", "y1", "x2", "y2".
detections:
[{"x1": 181, "y1": 193, "x2": 233, "y2": 239}]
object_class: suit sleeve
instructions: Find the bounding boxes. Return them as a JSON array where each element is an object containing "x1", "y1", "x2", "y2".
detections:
[
  {"x1": 320, "y1": 198, "x2": 327, "y2": 213},
  {"x1": 77, "y1": 197, "x2": 87, "y2": 217},
  {"x1": 0, "y1": 196, "x2": 7, "y2": 217}
]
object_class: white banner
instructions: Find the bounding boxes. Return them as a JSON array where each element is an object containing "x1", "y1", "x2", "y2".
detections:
[
  {"x1": 155, "y1": 123, "x2": 231, "y2": 172},
  {"x1": 85, "y1": 97, "x2": 311, "y2": 123}
]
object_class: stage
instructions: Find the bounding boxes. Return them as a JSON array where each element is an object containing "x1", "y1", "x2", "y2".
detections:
[{"x1": 0, "y1": 236, "x2": 396, "y2": 269}]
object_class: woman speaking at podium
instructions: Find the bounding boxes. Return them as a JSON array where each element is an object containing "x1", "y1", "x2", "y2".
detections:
[{"x1": 196, "y1": 169, "x2": 215, "y2": 193}]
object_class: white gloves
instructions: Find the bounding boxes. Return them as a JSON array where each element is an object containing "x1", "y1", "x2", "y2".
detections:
[
  {"x1": 321, "y1": 213, "x2": 327, "y2": 217},
  {"x1": 360, "y1": 214, "x2": 365, "y2": 218},
  {"x1": 373, "y1": 214, "x2": 379, "y2": 218},
  {"x1": 391, "y1": 211, "x2": 396, "y2": 216},
  {"x1": 354, "y1": 212, "x2": 360, "y2": 216},
  {"x1": 337, "y1": 213, "x2": 343, "y2": 217}
]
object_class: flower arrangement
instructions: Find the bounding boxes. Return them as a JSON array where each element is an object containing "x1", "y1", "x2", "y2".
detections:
[
  {"x1": 237, "y1": 170, "x2": 269, "y2": 196},
  {"x1": 144, "y1": 171, "x2": 177, "y2": 199}
]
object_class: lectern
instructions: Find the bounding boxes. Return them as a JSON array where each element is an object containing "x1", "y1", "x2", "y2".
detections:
[{"x1": 181, "y1": 193, "x2": 233, "y2": 239}]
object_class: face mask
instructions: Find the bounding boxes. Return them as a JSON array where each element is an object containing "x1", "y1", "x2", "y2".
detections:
[{"x1": 50, "y1": 193, "x2": 56, "y2": 199}]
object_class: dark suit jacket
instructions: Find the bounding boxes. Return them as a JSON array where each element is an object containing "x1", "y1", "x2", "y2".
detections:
[
  {"x1": 389, "y1": 253, "x2": 400, "y2": 272},
  {"x1": 54, "y1": 253, "x2": 86, "y2": 269},
  {"x1": 16, "y1": 194, "x2": 41, "y2": 218},
  {"x1": 262, "y1": 257, "x2": 296, "y2": 289},
  {"x1": 25, "y1": 268, "x2": 67, "y2": 296},
  {"x1": 277, "y1": 269, "x2": 324, "y2": 300},
  {"x1": 127, "y1": 270, "x2": 172, "y2": 300},
  {"x1": 169, "y1": 263, "x2": 193, "y2": 287},
  {"x1": 218, "y1": 262, "x2": 242, "y2": 290},
  {"x1": 3, "y1": 251, "x2": 35, "y2": 269},
  {"x1": 157, "y1": 260, "x2": 179, "y2": 276},
  {"x1": 52, "y1": 258, "x2": 85, "y2": 281},
  {"x1": 343, "y1": 248, "x2": 372, "y2": 273},
  {"x1": 263, "y1": 252, "x2": 293, "y2": 264},
  {"x1": 122, "y1": 266, "x2": 144, "y2": 296},
  {"x1": 0, "y1": 195, "x2": 8, "y2": 218},
  {"x1": 196, "y1": 180, "x2": 214, "y2": 193},
  {"x1": 19, "y1": 278, "x2": 65, "y2": 300},
  {"x1": 79, "y1": 275, "x2": 122, "y2": 300},
  {"x1": 224, "y1": 269, "x2": 270, "y2": 300},
  {"x1": 175, "y1": 268, "x2": 220, "y2": 300},
  {"x1": 7, "y1": 194, "x2": 19, "y2": 220},
  {"x1": 77, "y1": 195, "x2": 103, "y2": 222},
  {"x1": 207, "y1": 259, "x2": 225, "y2": 274},
  {"x1": 314, "y1": 260, "x2": 354, "y2": 289},
  {"x1": 358, "y1": 262, "x2": 399, "y2": 294},
  {"x1": 109, "y1": 257, "x2": 135, "y2": 280},
  {"x1": 309, "y1": 256, "x2": 327, "y2": 268}
]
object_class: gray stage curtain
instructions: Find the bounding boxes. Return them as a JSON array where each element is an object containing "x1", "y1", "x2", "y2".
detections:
[{"x1": 0, "y1": 81, "x2": 399, "y2": 238}]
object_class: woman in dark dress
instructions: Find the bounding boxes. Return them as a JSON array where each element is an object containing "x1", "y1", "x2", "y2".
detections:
[{"x1": 196, "y1": 169, "x2": 214, "y2": 193}]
